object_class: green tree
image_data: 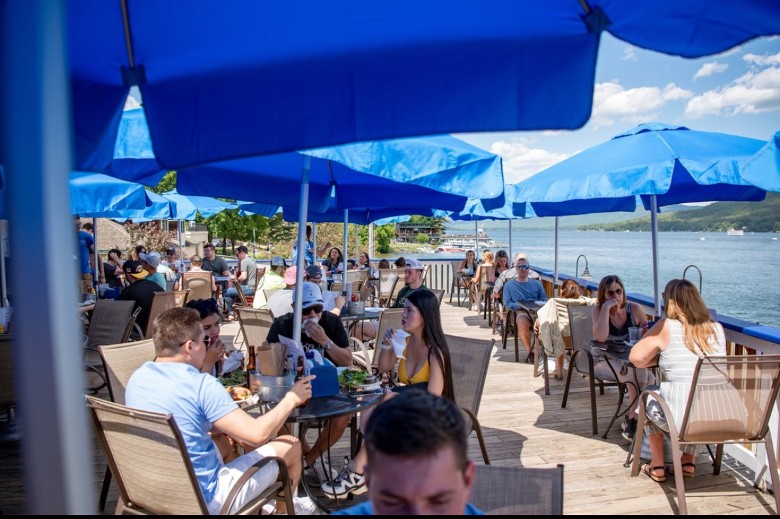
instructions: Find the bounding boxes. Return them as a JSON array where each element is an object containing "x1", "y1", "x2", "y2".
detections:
[
  {"x1": 375, "y1": 224, "x2": 395, "y2": 253},
  {"x1": 150, "y1": 171, "x2": 177, "y2": 194}
]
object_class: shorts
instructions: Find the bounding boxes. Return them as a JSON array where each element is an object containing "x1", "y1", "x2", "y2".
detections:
[{"x1": 208, "y1": 443, "x2": 279, "y2": 514}]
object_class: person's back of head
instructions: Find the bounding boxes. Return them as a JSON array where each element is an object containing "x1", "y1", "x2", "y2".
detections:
[
  {"x1": 363, "y1": 391, "x2": 474, "y2": 515},
  {"x1": 152, "y1": 307, "x2": 202, "y2": 358},
  {"x1": 190, "y1": 255, "x2": 203, "y2": 268},
  {"x1": 378, "y1": 259, "x2": 390, "y2": 269},
  {"x1": 81, "y1": 222, "x2": 94, "y2": 232},
  {"x1": 560, "y1": 279, "x2": 581, "y2": 299},
  {"x1": 394, "y1": 257, "x2": 405, "y2": 269},
  {"x1": 663, "y1": 278, "x2": 718, "y2": 354}
]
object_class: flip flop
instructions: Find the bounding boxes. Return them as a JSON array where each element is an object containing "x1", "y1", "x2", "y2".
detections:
[{"x1": 641, "y1": 464, "x2": 667, "y2": 483}]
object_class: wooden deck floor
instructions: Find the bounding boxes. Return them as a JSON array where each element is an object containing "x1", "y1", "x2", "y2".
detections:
[{"x1": 0, "y1": 299, "x2": 776, "y2": 514}]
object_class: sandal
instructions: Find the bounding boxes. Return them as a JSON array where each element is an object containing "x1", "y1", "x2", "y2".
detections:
[
  {"x1": 668, "y1": 463, "x2": 696, "y2": 479},
  {"x1": 641, "y1": 464, "x2": 667, "y2": 483}
]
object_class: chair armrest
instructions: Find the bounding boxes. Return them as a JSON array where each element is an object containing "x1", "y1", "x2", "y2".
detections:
[
  {"x1": 349, "y1": 337, "x2": 371, "y2": 370},
  {"x1": 220, "y1": 455, "x2": 291, "y2": 515}
]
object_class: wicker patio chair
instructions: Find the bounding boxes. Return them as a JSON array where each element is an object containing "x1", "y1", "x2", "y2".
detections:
[
  {"x1": 448, "y1": 260, "x2": 467, "y2": 306},
  {"x1": 235, "y1": 307, "x2": 274, "y2": 351},
  {"x1": 84, "y1": 300, "x2": 141, "y2": 392},
  {"x1": 471, "y1": 464, "x2": 564, "y2": 515},
  {"x1": 446, "y1": 334, "x2": 494, "y2": 464},
  {"x1": 631, "y1": 354, "x2": 780, "y2": 515},
  {"x1": 172, "y1": 289, "x2": 191, "y2": 308},
  {"x1": 376, "y1": 269, "x2": 400, "y2": 308},
  {"x1": 142, "y1": 291, "x2": 177, "y2": 339},
  {"x1": 181, "y1": 271, "x2": 216, "y2": 301},
  {"x1": 429, "y1": 288, "x2": 445, "y2": 306},
  {"x1": 86, "y1": 396, "x2": 292, "y2": 515},
  {"x1": 534, "y1": 298, "x2": 589, "y2": 395}
]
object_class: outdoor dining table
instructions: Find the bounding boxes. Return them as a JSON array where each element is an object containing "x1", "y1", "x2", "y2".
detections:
[
  {"x1": 339, "y1": 308, "x2": 382, "y2": 335},
  {"x1": 244, "y1": 387, "x2": 384, "y2": 513}
]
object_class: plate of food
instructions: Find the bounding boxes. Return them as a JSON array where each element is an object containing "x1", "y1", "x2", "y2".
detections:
[
  {"x1": 338, "y1": 369, "x2": 379, "y2": 390},
  {"x1": 226, "y1": 385, "x2": 254, "y2": 405}
]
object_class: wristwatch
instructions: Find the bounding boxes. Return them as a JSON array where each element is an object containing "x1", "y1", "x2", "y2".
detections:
[{"x1": 323, "y1": 339, "x2": 334, "y2": 351}]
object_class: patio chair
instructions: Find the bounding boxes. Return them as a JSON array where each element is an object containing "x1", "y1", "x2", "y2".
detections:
[
  {"x1": 361, "y1": 308, "x2": 403, "y2": 369},
  {"x1": 534, "y1": 298, "x2": 589, "y2": 396},
  {"x1": 429, "y1": 288, "x2": 445, "y2": 307},
  {"x1": 180, "y1": 271, "x2": 216, "y2": 301},
  {"x1": 235, "y1": 307, "x2": 274, "y2": 351},
  {"x1": 376, "y1": 269, "x2": 400, "y2": 308},
  {"x1": 470, "y1": 264, "x2": 494, "y2": 314},
  {"x1": 173, "y1": 289, "x2": 191, "y2": 308},
  {"x1": 143, "y1": 291, "x2": 177, "y2": 339},
  {"x1": 85, "y1": 396, "x2": 292, "y2": 515},
  {"x1": 561, "y1": 305, "x2": 620, "y2": 436},
  {"x1": 96, "y1": 339, "x2": 156, "y2": 510},
  {"x1": 631, "y1": 355, "x2": 780, "y2": 515},
  {"x1": 446, "y1": 334, "x2": 494, "y2": 464},
  {"x1": 448, "y1": 260, "x2": 467, "y2": 306},
  {"x1": 84, "y1": 300, "x2": 141, "y2": 392},
  {"x1": 471, "y1": 464, "x2": 564, "y2": 515}
]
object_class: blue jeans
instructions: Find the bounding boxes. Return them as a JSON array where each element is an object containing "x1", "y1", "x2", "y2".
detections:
[{"x1": 224, "y1": 285, "x2": 255, "y2": 315}]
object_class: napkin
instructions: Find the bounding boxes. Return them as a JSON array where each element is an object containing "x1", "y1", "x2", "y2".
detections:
[{"x1": 220, "y1": 349, "x2": 244, "y2": 376}]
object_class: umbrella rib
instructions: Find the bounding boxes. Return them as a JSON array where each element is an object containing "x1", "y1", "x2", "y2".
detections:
[{"x1": 120, "y1": 0, "x2": 136, "y2": 69}]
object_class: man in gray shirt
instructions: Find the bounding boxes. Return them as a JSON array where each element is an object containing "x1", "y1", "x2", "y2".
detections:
[{"x1": 224, "y1": 245, "x2": 257, "y2": 319}]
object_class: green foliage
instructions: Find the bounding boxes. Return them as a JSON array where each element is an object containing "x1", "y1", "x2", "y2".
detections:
[
  {"x1": 124, "y1": 222, "x2": 177, "y2": 252},
  {"x1": 150, "y1": 171, "x2": 177, "y2": 194},
  {"x1": 408, "y1": 215, "x2": 447, "y2": 234},
  {"x1": 204, "y1": 210, "x2": 271, "y2": 255},
  {"x1": 577, "y1": 193, "x2": 780, "y2": 232},
  {"x1": 375, "y1": 224, "x2": 395, "y2": 253},
  {"x1": 415, "y1": 233, "x2": 430, "y2": 244}
]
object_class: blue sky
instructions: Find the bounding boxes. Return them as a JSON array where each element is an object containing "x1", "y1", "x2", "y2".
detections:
[{"x1": 458, "y1": 34, "x2": 780, "y2": 184}]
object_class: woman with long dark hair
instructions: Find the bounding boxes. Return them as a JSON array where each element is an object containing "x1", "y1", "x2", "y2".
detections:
[
  {"x1": 321, "y1": 289, "x2": 454, "y2": 499},
  {"x1": 321, "y1": 246, "x2": 344, "y2": 277}
]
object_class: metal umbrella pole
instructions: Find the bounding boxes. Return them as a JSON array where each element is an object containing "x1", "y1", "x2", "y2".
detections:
[
  {"x1": 553, "y1": 216, "x2": 560, "y2": 297},
  {"x1": 292, "y1": 156, "x2": 312, "y2": 343},
  {"x1": 92, "y1": 217, "x2": 100, "y2": 290},
  {"x1": 178, "y1": 220, "x2": 185, "y2": 269},
  {"x1": 508, "y1": 219, "x2": 513, "y2": 259},
  {"x1": 0, "y1": 221, "x2": 8, "y2": 307},
  {"x1": 650, "y1": 195, "x2": 661, "y2": 318},
  {"x1": 474, "y1": 221, "x2": 479, "y2": 258}
]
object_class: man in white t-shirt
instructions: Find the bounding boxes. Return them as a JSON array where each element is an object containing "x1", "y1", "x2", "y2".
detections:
[{"x1": 126, "y1": 307, "x2": 313, "y2": 514}]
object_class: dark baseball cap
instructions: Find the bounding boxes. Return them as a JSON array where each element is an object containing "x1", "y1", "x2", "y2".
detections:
[{"x1": 122, "y1": 260, "x2": 148, "y2": 279}]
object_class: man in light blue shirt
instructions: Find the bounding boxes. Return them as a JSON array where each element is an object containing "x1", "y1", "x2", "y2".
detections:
[
  {"x1": 126, "y1": 307, "x2": 313, "y2": 514},
  {"x1": 502, "y1": 253, "x2": 547, "y2": 363},
  {"x1": 333, "y1": 391, "x2": 484, "y2": 516}
]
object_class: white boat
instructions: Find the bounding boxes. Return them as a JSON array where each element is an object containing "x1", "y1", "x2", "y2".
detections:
[
  {"x1": 435, "y1": 229, "x2": 508, "y2": 253},
  {"x1": 727, "y1": 228, "x2": 744, "y2": 236}
]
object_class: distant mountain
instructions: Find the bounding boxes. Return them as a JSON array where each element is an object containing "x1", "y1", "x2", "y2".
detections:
[
  {"x1": 577, "y1": 193, "x2": 780, "y2": 232},
  {"x1": 446, "y1": 203, "x2": 699, "y2": 231}
]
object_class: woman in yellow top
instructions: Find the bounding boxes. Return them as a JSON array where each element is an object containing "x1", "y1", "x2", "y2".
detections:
[{"x1": 321, "y1": 289, "x2": 454, "y2": 499}]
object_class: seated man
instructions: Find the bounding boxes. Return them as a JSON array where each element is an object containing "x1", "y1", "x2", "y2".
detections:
[
  {"x1": 333, "y1": 391, "x2": 482, "y2": 515},
  {"x1": 224, "y1": 245, "x2": 258, "y2": 319},
  {"x1": 266, "y1": 282, "x2": 353, "y2": 486},
  {"x1": 267, "y1": 265, "x2": 345, "y2": 318},
  {"x1": 252, "y1": 256, "x2": 288, "y2": 309},
  {"x1": 118, "y1": 259, "x2": 164, "y2": 337},
  {"x1": 502, "y1": 253, "x2": 547, "y2": 363},
  {"x1": 126, "y1": 307, "x2": 313, "y2": 514}
]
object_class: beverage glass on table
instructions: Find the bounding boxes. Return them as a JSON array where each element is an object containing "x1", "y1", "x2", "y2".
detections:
[{"x1": 628, "y1": 326, "x2": 641, "y2": 344}]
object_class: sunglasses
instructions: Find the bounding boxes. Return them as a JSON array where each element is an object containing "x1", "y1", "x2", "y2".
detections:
[
  {"x1": 302, "y1": 304, "x2": 323, "y2": 315},
  {"x1": 607, "y1": 288, "x2": 623, "y2": 296},
  {"x1": 515, "y1": 264, "x2": 530, "y2": 270}
]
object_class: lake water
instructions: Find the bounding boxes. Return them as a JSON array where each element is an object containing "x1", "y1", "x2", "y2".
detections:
[{"x1": 411, "y1": 230, "x2": 780, "y2": 329}]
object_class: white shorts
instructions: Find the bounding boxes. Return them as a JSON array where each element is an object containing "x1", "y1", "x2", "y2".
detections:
[{"x1": 208, "y1": 444, "x2": 279, "y2": 514}]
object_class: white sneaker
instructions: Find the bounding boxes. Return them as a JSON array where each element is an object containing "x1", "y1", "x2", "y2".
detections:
[
  {"x1": 321, "y1": 460, "x2": 367, "y2": 499},
  {"x1": 303, "y1": 458, "x2": 338, "y2": 488}
]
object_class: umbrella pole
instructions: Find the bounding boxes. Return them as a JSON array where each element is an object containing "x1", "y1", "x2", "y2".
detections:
[
  {"x1": 368, "y1": 223, "x2": 374, "y2": 259},
  {"x1": 650, "y1": 195, "x2": 661, "y2": 318},
  {"x1": 474, "y1": 221, "x2": 479, "y2": 259},
  {"x1": 92, "y1": 216, "x2": 99, "y2": 290},
  {"x1": 0, "y1": 221, "x2": 7, "y2": 307},
  {"x1": 312, "y1": 222, "x2": 317, "y2": 264},
  {"x1": 343, "y1": 210, "x2": 349, "y2": 299},
  {"x1": 178, "y1": 220, "x2": 184, "y2": 269},
  {"x1": 508, "y1": 219, "x2": 513, "y2": 259},
  {"x1": 292, "y1": 156, "x2": 312, "y2": 343},
  {"x1": 554, "y1": 216, "x2": 559, "y2": 297}
]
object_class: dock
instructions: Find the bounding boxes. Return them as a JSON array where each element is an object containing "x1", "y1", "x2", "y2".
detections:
[{"x1": 0, "y1": 299, "x2": 775, "y2": 514}]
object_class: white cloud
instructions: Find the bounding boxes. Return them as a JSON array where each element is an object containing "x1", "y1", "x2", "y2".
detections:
[
  {"x1": 743, "y1": 51, "x2": 780, "y2": 66},
  {"x1": 684, "y1": 66, "x2": 780, "y2": 118},
  {"x1": 489, "y1": 140, "x2": 570, "y2": 183},
  {"x1": 693, "y1": 61, "x2": 728, "y2": 80},
  {"x1": 123, "y1": 95, "x2": 141, "y2": 110},
  {"x1": 620, "y1": 46, "x2": 637, "y2": 61},
  {"x1": 590, "y1": 81, "x2": 693, "y2": 128}
]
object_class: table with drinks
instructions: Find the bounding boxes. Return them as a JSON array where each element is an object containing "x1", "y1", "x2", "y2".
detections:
[{"x1": 588, "y1": 338, "x2": 641, "y2": 441}]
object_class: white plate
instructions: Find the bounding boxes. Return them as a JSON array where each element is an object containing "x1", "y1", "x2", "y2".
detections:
[{"x1": 351, "y1": 381, "x2": 382, "y2": 392}]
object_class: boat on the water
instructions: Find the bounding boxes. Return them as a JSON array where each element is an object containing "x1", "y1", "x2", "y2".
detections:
[
  {"x1": 727, "y1": 228, "x2": 744, "y2": 236},
  {"x1": 435, "y1": 228, "x2": 508, "y2": 253}
]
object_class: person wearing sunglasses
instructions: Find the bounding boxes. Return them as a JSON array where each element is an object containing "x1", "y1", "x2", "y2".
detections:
[
  {"x1": 126, "y1": 307, "x2": 314, "y2": 514},
  {"x1": 592, "y1": 274, "x2": 652, "y2": 442},
  {"x1": 266, "y1": 281, "x2": 353, "y2": 487},
  {"x1": 502, "y1": 253, "x2": 547, "y2": 363}
]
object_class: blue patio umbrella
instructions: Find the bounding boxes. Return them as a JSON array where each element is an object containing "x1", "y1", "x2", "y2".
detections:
[
  {"x1": 507, "y1": 123, "x2": 770, "y2": 314},
  {"x1": 69, "y1": 171, "x2": 156, "y2": 217},
  {"x1": 67, "y1": 1, "x2": 780, "y2": 174}
]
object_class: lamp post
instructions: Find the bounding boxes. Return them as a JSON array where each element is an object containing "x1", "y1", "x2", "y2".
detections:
[{"x1": 575, "y1": 254, "x2": 591, "y2": 292}]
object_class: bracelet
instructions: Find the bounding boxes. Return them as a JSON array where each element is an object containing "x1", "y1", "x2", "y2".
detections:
[{"x1": 380, "y1": 343, "x2": 392, "y2": 351}]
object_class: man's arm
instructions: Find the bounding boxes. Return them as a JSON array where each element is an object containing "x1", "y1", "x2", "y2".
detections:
[{"x1": 503, "y1": 283, "x2": 519, "y2": 310}]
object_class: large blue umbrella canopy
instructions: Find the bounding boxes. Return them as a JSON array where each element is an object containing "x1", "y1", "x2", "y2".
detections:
[
  {"x1": 507, "y1": 122, "x2": 771, "y2": 315},
  {"x1": 68, "y1": 1, "x2": 780, "y2": 173},
  {"x1": 508, "y1": 123, "x2": 767, "y2": 217},
  {"x1": 105, "y1": 190, "x2": 174, "y2": 222},
  {"x1": 176, "y1": 135, "x2": 505, "y2": 212},
  {"x1": 159, "y1": 189, "x2": 237, "y2": 220}
]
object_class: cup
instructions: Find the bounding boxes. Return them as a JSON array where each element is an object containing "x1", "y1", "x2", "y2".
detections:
[
  {"x1": 391, "y1": 329, "x2": 409, "y2": 358},
  {"x1": 628, "y1": 327, "x2": 641, "y2": 344}
]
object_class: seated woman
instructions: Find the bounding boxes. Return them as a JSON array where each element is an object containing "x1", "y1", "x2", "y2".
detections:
[
  {"x1": 591, "y1": 274, "x2": 652, "y2": 443},
  {"x1": 535, "y1": 279, "x2": 594, "y2": 380},
  {"x1": 629, "y1": 279, "x2": 726, "y2": 483},
  {"x1": 470, "y1": 250, "x2": 494, "y2": 311},
  {"x1": 321, "y1": 247, "x2": 344, "y2": 278},
  {"x1": 174, "y1": 255, "x2": 218, "y2": 295},
  {"x1": 321, "y1": 289, "x2": 454, "y2": 499}
]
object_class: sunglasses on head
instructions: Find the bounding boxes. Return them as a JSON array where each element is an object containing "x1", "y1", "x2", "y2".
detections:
[
  {"x1": 302, "y1": 304, "x2": 323, "y2": 315},
  {"x1": 515, "y1": 264, "x2": 530, "y2": 270}
]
